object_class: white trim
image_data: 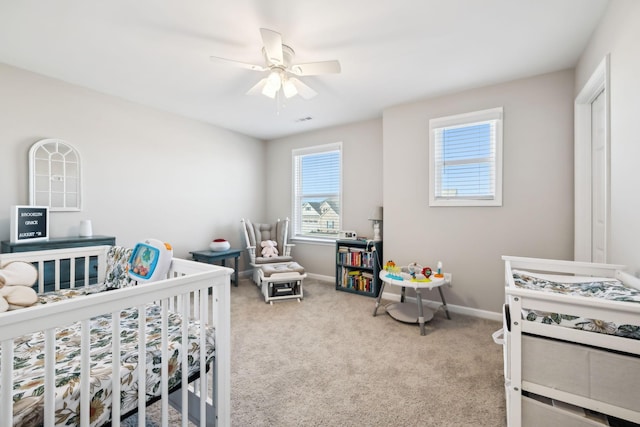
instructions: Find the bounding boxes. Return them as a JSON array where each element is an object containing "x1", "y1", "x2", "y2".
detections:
[
  {"x1": 574, "y1": 55, "x2": 610, "y2": 262},
  {"x1": 306, "y1": 273, "x2": 334, "y2": 282}
]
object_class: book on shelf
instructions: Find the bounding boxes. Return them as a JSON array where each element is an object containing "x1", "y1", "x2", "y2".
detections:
[{"x1": 338, "y1": 267, "x2": 373, "y2": 292}]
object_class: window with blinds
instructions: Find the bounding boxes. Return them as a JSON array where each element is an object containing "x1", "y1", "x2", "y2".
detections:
[
  {"x1": 429, "y1": 107, "x2": 503, "y2": 207},
  {"x1": 292, "y1": 142, "x2": 342, "y2": 240}
]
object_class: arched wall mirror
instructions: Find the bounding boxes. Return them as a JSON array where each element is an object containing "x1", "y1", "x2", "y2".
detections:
[{"x1": 29, "y1": 139, "x2": 82, "y2": 211}]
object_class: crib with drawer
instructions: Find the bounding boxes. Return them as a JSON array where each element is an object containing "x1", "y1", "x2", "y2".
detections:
[
  {"x1": 0, "y1": 245, "x2": 231, "y2": 427},
  {"x1": 498, "y1": 256, "x2": 640, "y2": 427}
]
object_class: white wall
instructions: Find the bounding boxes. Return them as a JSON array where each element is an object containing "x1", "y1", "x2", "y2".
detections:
[
  {"x1": 265, "y1": 70, "x2": 574, "y2": 314},
  {"x1": 575, "y1": 0, "x2": 640, "y2": 275},
  {"x1": 0, "y1": 63, "x2": 265, "y2": 261},
  {"x1": 265, "y1": 119, "x2": 383, "y2": 278},
  {"x1": 383, "y1": 70, "x2": 575, "y2": 313}
]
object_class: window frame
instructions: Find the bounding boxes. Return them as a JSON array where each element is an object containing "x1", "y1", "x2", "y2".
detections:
[
  {"x1": 291, "y1": 142, "x2": 343, "y2": 242},
  {"x1": 429, "y1": 107, "x2": 503, "y2": 207}
]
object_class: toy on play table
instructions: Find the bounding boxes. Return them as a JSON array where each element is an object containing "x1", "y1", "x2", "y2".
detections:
[
  {"x1": 433, "y1": 260, "x2": 444, "y2": 278},
  {"x1": 407, "y1": 262, "x2": 422, "y2": 278},
  {"x1": 385, "y1": 260, "x2": 400, "y2": 273},
  {"x1": 384, "y1": 261, "x2": 435, "y2": 282},
  {"x1": 398, "y1": 262, "x2": 431, "y2": 282}
]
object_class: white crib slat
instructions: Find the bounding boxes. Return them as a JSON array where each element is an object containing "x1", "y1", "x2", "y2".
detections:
[
  {"x1": 37, "y1": 260, "x2": 45, "y2": 293},
  {"x1": 200, "y1": 289, "x2": 207, "y2": 426},
  {"x1": 181, "y1": 292, "x2": 189, "y2": 427},
  {"x1": 112, "y1": 311, "x2": 121, "y2": 427},
  {"x1": 1, "y1": 339, "x2": 13, "y2": 427},
  {"x1": 194, "y1": 290, "x2": 200, "y2": 321},
  {"x1": 214, "y1": 272, "x2": 232, "y2": 426},
  {"x1": 69, "y1": 256, "x2": 76, "y2": 288},
  {"x1": 137, "y1": 304, "x2": 146, "y2": 426},
  {"x1": 81, "y1": 318, "x2": 91, "y2": 426},
  {"x1": 44, "y1": 329, "x2": 56, "y2": 427},
  {"x1": 161, "y1": 299, "x2": 169, "y2": 427},
  {"x1": 83, "y1": 255, "x2": 90, "y2": 287}
]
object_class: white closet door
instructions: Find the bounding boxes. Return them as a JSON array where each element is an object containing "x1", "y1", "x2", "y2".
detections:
[
  {"x1": 591, "y1": 89, "x2": 607, "y2": 263},
  {"x1": 575, "y1": 55, "x2": 609, "y2": 263}
]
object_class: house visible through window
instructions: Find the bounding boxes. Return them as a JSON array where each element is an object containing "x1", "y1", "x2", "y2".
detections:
[
  {"x1": 429, "y1": 107, "x2": 503, "y2": 206},
  {"x1": 292, "y1": 143, "x2": 342, "y2": 240}
]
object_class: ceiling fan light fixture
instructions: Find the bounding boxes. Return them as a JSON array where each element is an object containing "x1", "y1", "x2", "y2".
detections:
[
  {"x1": 261, "y1": 70, "x2": 282, "y2": 98},
  {"x1": 261, "y1": 84, "x2": 278, "y2": 99},
  {"x1": 282, "y1": 78, "x2": 298, "y2": 98},
  {"x1": 211, "y1": 28, "x2": 339, "y2": 104},
  {"x1": 266, "y1": 70, "x2": 282, "y2": 91}
]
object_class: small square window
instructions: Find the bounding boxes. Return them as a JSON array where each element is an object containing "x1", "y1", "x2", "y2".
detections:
[{"x1": 429, "y1": 107, "x2": 503, "y2": 207}]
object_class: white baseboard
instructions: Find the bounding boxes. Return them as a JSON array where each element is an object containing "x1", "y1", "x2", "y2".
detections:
[
  {"x1": 306, "y1": 273, "x2": 334, "y2": 282},
  {"x1": 239, "y1": 269, "x2": 502, "y2": 322},
  {"x1": 381, "y1": 291, "x2": 502, "y2": 322}
]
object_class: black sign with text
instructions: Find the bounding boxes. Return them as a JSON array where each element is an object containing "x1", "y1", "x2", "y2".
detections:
[{"x1": 13, "y1": 206, "x2": 48, "y2": 242}]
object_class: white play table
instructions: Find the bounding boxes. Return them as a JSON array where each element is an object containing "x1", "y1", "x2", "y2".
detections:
[{"x1": 373, "y1": 270, "x2": 452, "y2": 335}]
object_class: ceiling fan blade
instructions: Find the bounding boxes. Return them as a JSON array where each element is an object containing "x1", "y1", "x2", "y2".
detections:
[
  {"x1": 210, "y1": 56, "x2": 266, "y2": 72},
  {"x1": 260, "y1": 28, "x2": 283, "y2": 65},
  {"x1": 291, "y1": 60, "x2": 341, "y2": 76},
  {"x1": 289, "y1": 77, "x2": 317, "y2": 99},
  {"x1": 246, "y1": 78, "x2": 268, "y2": 96}
]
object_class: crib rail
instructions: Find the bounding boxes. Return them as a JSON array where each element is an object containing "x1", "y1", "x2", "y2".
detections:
[
  {"x1": 0, "y1": 245, "x2": 111, "y2": 293},
  {"x1": 0, "y1": 247, "x2": 231, "y2": 427}
]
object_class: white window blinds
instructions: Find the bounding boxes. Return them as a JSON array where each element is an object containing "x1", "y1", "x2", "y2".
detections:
[
  {"x1": 429, "y1": 107, "x2": 503, "y2": 207},
  {"x1": 292, "y1": 143, "x2": 342, "y2": 239}
]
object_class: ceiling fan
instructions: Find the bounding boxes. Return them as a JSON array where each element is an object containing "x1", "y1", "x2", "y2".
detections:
[{"x1": 210, "y1": 28, "x2": 341, "y2": 100}]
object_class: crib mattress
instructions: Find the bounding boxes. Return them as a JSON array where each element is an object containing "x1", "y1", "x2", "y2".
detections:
[
  {"x1": 3, "y1": 287, "x2": 215, "y2": 427},
  {"x1": 512, "y1": 270, "x2": 640, "y2": 339}
]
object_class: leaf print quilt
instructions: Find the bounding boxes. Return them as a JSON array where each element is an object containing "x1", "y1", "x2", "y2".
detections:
[{"x1": 512, "y1": 269, "x2": 640, "y2": 340}]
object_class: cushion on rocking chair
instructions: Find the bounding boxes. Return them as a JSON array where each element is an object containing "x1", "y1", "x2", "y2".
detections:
[
  {"x1": 255, "y1": 255, "x2": 293, "y2": 264},
  {"x1": 260, "y1": 262, "x2": 305, "y2": 278}
]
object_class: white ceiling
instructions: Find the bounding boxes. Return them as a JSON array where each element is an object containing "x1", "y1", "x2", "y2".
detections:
[{"x1": 0, "y1": 0, "x2": 609, "y2": 140}]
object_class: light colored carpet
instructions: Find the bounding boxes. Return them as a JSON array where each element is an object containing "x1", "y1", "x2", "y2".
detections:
[
  {"x1": 229, "y1": 278, "x2": 506, "y2": 426},
  {"x1": 121, "y1": 414, "x2": 158, "y2": 426},
  {"x1": 143, "y1": 278, "x2": 507, "y2": 426}
]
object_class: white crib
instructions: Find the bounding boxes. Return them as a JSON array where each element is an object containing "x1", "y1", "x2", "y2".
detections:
[{"x1": 0, "y1": 245, "x2": 231, "y2": 427}]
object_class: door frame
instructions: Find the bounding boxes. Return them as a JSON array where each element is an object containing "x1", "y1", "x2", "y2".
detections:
[{"x1": 574, "y1": 55, "x2": 610, "y2": 262}]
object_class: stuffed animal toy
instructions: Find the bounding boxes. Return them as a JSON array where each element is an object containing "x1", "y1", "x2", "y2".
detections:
[
  {"x1": 0, "y1": 261, "x2": 38, "y2": 312},
  {"x1": 260, "y1": 240, "x2": 279, "y2": 258}
]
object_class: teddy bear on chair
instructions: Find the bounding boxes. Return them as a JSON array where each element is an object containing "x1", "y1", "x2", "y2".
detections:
[{"x1": 260, "y1": 240, "x2": 279, "y2": 258}]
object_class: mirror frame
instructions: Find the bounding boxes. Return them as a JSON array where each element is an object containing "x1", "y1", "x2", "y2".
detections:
[{"x1": 29, "y1": 138, "x2": 82, "y2": 211}]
